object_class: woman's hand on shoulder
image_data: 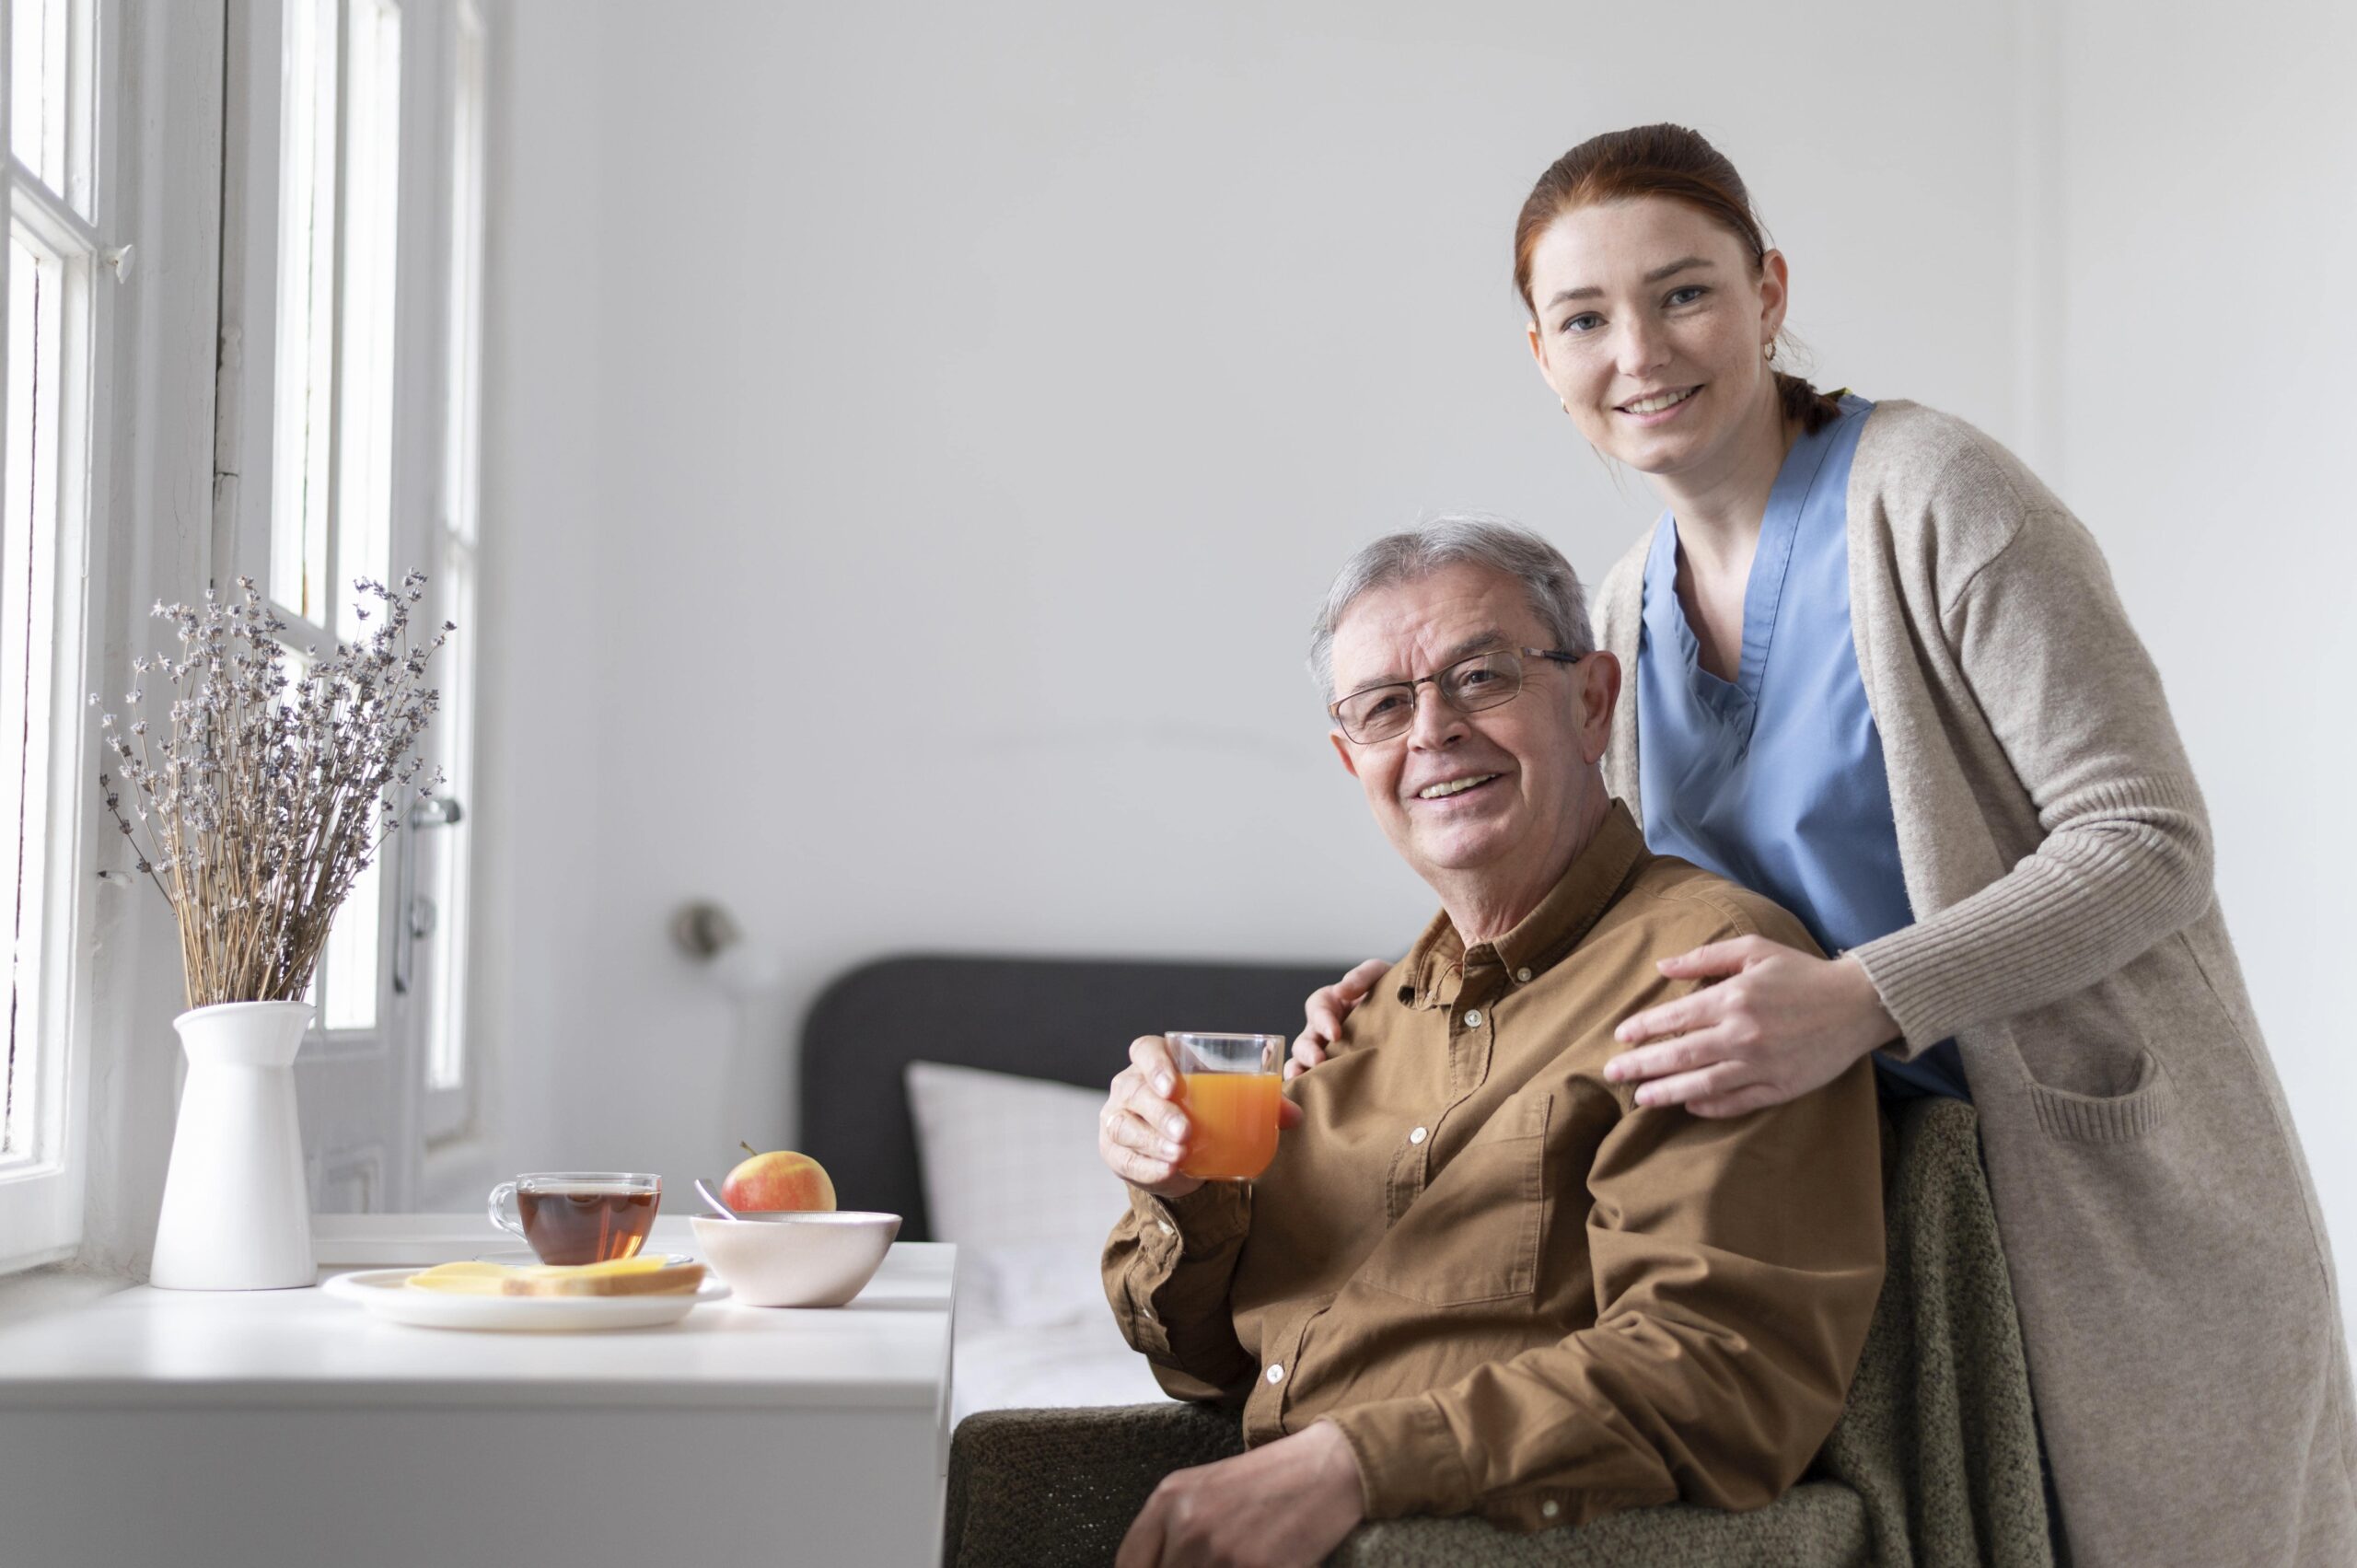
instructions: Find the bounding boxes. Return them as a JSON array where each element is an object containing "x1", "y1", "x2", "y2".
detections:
[
  {"x1": 1286, "y1": 958, "x2": 1390, "y2": 1081},
  {"x1": 1606, "y1": 939, "x2": 1898, "y2": 1117}
]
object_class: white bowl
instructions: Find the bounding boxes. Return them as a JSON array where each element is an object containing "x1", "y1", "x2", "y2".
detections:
[{"x1": 690, "y1": 1212, "x2": 900, "y2": 1307}]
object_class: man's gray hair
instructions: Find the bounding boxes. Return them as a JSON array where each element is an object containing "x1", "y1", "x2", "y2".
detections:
[{"x1": 1307, "y1": 515, "x2": 1596, "y2": 700}]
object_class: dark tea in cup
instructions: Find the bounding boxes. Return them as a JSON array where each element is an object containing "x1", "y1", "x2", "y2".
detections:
[{"x1": 488, "y1": 1172, "x2": 661, "y2": 1264}]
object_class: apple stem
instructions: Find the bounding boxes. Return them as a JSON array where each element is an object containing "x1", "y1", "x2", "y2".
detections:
[{"x1": 740, "y1": 1141, "x2": 758, "y2": 1157}]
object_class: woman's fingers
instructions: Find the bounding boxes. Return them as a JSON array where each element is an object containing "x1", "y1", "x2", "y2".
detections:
[
  {"x1": 1611, "y1": 981, "x2": 1730, "y2": 1053},
  {"x1": 1337, "y1": 958, "x2": 1390, "y2": 1004},
  {"x1": 1630, "y1": 1057, "x2": 1758, "y2": 1110},
  {"x1": 1653, "y1": 935, "x2": 1769, "y2": 979},
  {"x1": 1296, "y1": 958, "x2": 1389, "y2": 1074},
  {"x1": 1606, "y1": 1021, "x2": 1731, "y2": 1086},
  {"x1": 1302, "y1": 958, "x2": 1389, "y2": 1045},
  {"x1": 1303, "y1": 989, "x2": 1347, "y2": 1046}
]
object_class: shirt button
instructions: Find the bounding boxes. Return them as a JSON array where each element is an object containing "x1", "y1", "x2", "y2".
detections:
[
  {"x1": 1515, "y1": 968, "x2": 1532, "y2": 983},
  {"x1": 1156, "y1": 1221, "x2": 1175, "y2": 1236},
  {"x1": 1540, "y1": 1500, "x2": 1560, "y2": 1519},
  {"x1": 1408, "y1": 1126, "x2": 1427, "y2": 1145},
  {"x1": 1462, "y1": 1009, "x2": 1483, "y2": 1028},
  {"x1": 1266, "y1": 1364, "x2": 1284, "y2": 1384}
]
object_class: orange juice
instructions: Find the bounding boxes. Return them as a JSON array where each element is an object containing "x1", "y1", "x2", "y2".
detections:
[{"x1": 1178, "y1": 1073, "x2": 1282, "y2": 1180}]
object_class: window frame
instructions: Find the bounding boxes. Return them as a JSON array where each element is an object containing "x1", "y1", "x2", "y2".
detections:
[
  {"x1": 0, "y1": 0, "x2": 117, "y2": 1273},
  {"x1": 415, "y1": 0, "x2": 480, "y2": 1144}
]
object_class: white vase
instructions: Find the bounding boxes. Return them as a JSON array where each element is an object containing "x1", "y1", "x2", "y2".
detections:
[{"x1": 148, "y1": 999, "x2": 318, "y2": 1291}]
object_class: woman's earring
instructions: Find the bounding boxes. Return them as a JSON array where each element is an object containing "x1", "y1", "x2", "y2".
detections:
[
  {"x1": 1764, "y1": 341, "x2": 1778, "y2": 363},
  {"x1": 1561, "y1": 400, "x2": 1572, "y2": 415}
]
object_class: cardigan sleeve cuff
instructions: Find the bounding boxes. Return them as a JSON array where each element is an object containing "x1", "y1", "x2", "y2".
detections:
[{"x1": 1851, "y1": 928, "x2": 1949, "y2": 1062}]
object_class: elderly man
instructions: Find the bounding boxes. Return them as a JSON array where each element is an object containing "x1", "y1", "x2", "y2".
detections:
[{"x1": 1097, "y1": 520, "x2": 1887, "y2": 1567}]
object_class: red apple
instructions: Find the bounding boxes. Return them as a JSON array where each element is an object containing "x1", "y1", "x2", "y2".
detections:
[{"x1": 722, "y1": 1141, "x2": 837, "y2": 1213}]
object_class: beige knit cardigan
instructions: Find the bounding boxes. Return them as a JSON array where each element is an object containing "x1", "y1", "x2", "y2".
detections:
[{"x1": 1594, "y1": 400, "x2": 2355, "y2": 1568}]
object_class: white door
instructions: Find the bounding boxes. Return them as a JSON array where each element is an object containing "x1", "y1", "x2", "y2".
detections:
[{"x1": 213, "y1": 0, "x2": 487, "y2": 1213}]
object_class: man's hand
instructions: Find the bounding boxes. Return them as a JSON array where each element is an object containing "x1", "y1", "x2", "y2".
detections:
[
  {"x1": 1606, "y1": 941, "x2": 1898, "y2": 1117},
  {"x1": 1285, "y1": 958, "x2": 1389, "y2": 1081},
  {"x1": 1115, "y1": 1419, "x2": 1367, "y2": 1568},
  {"x1": 1102, "y1": 1035, "x2": 1305, "y2": 1199}
]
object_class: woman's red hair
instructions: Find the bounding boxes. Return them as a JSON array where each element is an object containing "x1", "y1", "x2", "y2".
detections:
[{"x1": 1514, "y1": 124, "x2": 1843, "y2": 436}]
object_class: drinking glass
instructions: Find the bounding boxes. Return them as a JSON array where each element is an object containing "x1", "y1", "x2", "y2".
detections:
[{"x1": 1167, "y1": 1033, "x2": 1286, "y2": 1181}]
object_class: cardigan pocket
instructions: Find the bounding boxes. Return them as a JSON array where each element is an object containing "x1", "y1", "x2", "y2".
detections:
[{"x1": 2022, "y1": 1047, "x2": 2174, "y2": 1144}]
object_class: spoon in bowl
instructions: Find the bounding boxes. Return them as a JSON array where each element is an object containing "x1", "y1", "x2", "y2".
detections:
[{"x1": 694, "y1": 1177, "x2": 741, "y2": 1221}]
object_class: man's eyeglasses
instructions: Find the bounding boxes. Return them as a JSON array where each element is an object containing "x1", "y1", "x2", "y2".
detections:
[{"x1": 1329, "y1": 646, "x2": 1585, "y2": 745}]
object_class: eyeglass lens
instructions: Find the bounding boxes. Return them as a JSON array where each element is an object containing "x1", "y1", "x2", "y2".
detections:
[{"x1": 1338, "y1": 649, "x2": 1525, "y2": 742}]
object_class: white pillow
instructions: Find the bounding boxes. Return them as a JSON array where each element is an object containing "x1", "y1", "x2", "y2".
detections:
[{"x1": 904, "y1": 1061, "x2": 1133, "y2": 1329}]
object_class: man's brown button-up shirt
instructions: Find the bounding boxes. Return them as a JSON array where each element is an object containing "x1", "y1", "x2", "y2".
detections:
[{"x1": 1102, "y1": 802, "x2": 1886, "y2": 1531}]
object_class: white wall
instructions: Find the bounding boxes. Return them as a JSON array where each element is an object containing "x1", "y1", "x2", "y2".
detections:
[
  {"x1": 2049, "y1": 0, "x2": 2357, "y2": 1331},
  {"x1": 472, "y1": 0, "x2": 2355, "y2": 1342},
  {"x1": 472, "y1": 0, "x2": 2027, "y2": 1191}
]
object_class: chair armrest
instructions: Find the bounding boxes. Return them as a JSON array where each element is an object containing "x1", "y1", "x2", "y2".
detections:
[
  {"x1": 944, "y1": 1404, "x2": 1869, "y2": 1568},
  {"x1": 946, "y1": 1402, "x2": 1242, "y2": 1568}
]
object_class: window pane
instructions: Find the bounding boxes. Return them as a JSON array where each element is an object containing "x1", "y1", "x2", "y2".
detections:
[
  {"x1": 423, "y1": 552, "x2": 472, "y2": 1091},
  {"x1": 333, "y1": 0, "x2": 401, "y2": 643},
  {"x1": 445, "y1": 1, "x2": 482, "y2": 550},
  {"x1": 322, "y1": 852, "x2": 380, "y2": 1032},
  {"x1": 271, "y1": 0, "x2": 338, "y2": 623},
  {"x1": 2, "y1": 231, "x2": 64, "y2": 1156},
  {"x1": 9, "y1": 0, "x2": 68, "y2": 194}
]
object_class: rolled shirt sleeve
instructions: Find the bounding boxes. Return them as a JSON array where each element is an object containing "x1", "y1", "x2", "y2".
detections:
[
  {"x1": 1324, "y1": 1062, "x2": 1886, "y2": 1526},
  {"x1": 1103, "y1": 1180, "x2": 1258, "y2": 1403}
]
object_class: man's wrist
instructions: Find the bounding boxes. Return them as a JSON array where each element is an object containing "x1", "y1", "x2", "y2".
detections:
[{"x1": 1305, "y1": 1420, "x2": 1371, "y2": 1526}]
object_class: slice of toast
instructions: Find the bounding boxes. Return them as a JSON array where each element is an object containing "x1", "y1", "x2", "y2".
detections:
[{"x1": 404, "y1": 1260, "x2": 707, "y2": 1297}]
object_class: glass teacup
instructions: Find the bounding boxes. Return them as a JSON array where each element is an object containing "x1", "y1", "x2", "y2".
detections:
[{"x1": 487, "y1": 1171, "x2": 662, "y2": 1265}]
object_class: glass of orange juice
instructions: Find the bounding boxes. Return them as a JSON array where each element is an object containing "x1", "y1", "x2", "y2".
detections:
[{"x1": 1167, "y1": 1032, "x2": 1287, "y2": 1181}]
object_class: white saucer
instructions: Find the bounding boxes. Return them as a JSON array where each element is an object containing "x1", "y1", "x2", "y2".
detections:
[{"x1": 322, "y1": 1266, "x2": 729, "y2": 1331}]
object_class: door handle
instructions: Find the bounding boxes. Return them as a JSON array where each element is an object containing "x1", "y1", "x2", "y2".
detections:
[{"x1": 392, "y1": 796, "x2": 466, "y2": 996}]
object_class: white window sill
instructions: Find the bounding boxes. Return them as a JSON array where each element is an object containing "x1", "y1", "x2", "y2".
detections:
[{"x1": 0, "y1": 1264, "x2": 128, "y2": 1330}]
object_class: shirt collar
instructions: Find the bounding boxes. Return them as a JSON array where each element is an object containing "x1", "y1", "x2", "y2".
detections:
[{"x1": 1396, "y1": 800, "x2": 1649, "y2": 1009}]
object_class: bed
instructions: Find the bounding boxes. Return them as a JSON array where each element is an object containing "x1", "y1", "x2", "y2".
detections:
[{"x1": 796, "y1": 952, "x2": 1347, "y2": 1427}]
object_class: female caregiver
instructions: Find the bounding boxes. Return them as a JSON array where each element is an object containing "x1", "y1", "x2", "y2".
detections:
[{"x1": 1290, "y1": 125, "x2": 2352, "y2": 1567}]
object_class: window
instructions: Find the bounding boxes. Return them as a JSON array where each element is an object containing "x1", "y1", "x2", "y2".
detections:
[
  {"x1": 271, "y1": 0, "x2": 402, "y2": 1035},
  {"x1": 216, "y1": 0, "x2": 487, "y2": 1207},
  {"x1": 0, "y1": 0, "x2": 100, "y2": 1262}
]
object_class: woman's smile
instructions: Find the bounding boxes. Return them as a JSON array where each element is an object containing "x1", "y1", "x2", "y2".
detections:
[{"x1": 1615, "y1": 384, "x2": 1703, "y2": 425}]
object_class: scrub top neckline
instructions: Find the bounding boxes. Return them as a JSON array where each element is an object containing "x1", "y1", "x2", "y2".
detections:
[{"x1": 1644, "y1": 406, "x2": 1860, "y2": 723}]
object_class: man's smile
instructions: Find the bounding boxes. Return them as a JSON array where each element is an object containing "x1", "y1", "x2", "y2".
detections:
[{"x1": 1412, "y1": 772, "x2": 1503, "y2": 803}]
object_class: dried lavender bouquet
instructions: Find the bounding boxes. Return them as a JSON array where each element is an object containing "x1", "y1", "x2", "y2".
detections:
[{"x1": 92, "y1": 572, "x2": 452, "y2": 1008}]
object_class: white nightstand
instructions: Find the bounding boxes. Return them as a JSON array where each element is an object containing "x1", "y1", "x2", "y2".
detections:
[{"x1": 0, "y1": 1217, "x2": 957, "y2": 1567}]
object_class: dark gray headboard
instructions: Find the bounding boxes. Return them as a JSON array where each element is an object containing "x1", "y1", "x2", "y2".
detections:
[{"x1": 798, "y1": 953, "x2": 1350, "y2": 1242}]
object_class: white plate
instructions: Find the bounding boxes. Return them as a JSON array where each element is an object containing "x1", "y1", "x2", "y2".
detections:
[{"x1": 322, "y1": 1266, "x2": 730, "y2": 1331}]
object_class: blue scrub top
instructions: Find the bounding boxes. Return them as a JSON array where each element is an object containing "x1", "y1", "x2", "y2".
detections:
[{"x1": 1635, "y1": 395, "x2": 1970, "y2": 1101}]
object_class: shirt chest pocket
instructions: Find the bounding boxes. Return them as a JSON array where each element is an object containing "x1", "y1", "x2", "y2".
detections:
[{"x1": 1360, "y1": 1092, "x2": 1552, "y2": 1307}]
